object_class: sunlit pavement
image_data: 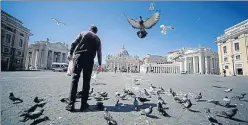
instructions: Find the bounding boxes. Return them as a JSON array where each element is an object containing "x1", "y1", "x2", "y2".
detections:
[{"x1": 1, "y1": 71, "x2": 248, "y2": 125}]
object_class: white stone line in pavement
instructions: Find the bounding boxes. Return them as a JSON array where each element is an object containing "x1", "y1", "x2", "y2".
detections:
[{"x1": 0, "y1": 77, "x2": 41, "y2": 80}]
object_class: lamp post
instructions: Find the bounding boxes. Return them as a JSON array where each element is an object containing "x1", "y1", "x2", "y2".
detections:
[{"x1": 231, "y1": 54, "x2": 236, "y2": 76}]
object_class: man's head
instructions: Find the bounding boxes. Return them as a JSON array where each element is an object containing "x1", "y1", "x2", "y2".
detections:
[{"x1": 89, "y1": 25, "x2": 98, "y2": 34}]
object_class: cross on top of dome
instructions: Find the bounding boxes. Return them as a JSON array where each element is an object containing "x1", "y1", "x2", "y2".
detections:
[{"x1": 118, "y1": 45, "x2": 129, "y2": 57}]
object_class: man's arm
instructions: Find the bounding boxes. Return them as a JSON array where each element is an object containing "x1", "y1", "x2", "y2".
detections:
[
  {"x1": 96, "y1": 36, "x2": 102, "y2": 66},
  {"x1": 69, "y1": 33, "x2": 82, "y2": 55}
]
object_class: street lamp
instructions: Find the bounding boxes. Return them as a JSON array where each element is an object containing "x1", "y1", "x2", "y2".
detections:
[{"x1": 231, "y1": 54, "x2": 236, "y2": 76}]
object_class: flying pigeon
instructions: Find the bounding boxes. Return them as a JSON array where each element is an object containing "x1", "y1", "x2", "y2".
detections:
[
  {"x1": 141, "y1": 106, "x2": 153, "y2": 116},
  {"x1": 160, "y1": 25, "x2": 174, "y2": 35},
  {"x1": 94, "y1": 94, "x2": 103, "y2": 101},
  {"x1": 169, "y1": 88, "x2": 173, "y2": 93},
  {"x1": 149, "y1": 0, "x2": 154, "y2": 11},
  {"x1": 118, "y1": 93, "x2": 128, "y2": 100},
  {"x1": 232, "y1": 93, "x2": 246, "y2": 100},
  {"x1": 34, "y1": 96, "x2": 44, "y2": 103},
  {"x1": 124, "y1": 11, "x2": 160, "y2": 38},
  {"x1": 9, "y1": 92, "x2": 23, "y2": 103},
  {"x1": 98, "y1": 92, "x2": 108, "y2": 99},
  {"x1": 181, "y1": 94, "x2": 189, "y2": 103},
  {"x1": 104, "y1": 108, "x2": 118, "y2": 125},
  {"x1": 215, "y1": 108, "x2": 238, "y2": 118},
  {"x1": 51, "y1": 18, "x2": 66, "y2": 26},
  {"x1": 151, "y1": 84, "x2": 156, "y2": 89},
  {"x1": 224, "y1": 88, "x2": 232, "y2": 93},
  {"x1": 174, "y1": 96, "x2": 183, "y2": 103}
]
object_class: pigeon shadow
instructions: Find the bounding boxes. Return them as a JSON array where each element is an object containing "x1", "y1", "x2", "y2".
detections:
[
  {"x1": 188, "y1": 109, "x2": 201, "y2": 113},
  {"x1": 240, "y1": 100, "x2": 248, "y2": 102},
  {"x1": 13, "y1": 101, "x2": 23, "y2": 104},
  {"x1": 196, "y1": 99, "x2": 207, "y2": 102},
  {"x1": 216, "y1": 115, "x2": 248, "y2": 123},
  {"x1": 212, "y1": 86, "x2": 226, "y2": 88},
  {"x1": 225, "y1": 104, "x2": 237, "y2": 108},
  {"x1": 147, "y1": 114, "x2": 160, "y2": 119},
  {"x1": 91, "y1": 83, "x2": 107, "y2": 86},
  {"x1": 30, "y1": 116, "x2": 50, "y2": 125}
]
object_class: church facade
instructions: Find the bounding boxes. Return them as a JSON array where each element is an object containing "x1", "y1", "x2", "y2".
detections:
[{"x1": 105, "y1": 46, "x2": 143, "y2": 72}]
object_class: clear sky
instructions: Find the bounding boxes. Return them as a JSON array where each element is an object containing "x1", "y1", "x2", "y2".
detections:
[{"x1": 2, "y1": 2, "x2": 248, "y2": 63}]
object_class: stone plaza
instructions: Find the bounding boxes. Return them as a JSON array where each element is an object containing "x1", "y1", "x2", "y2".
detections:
[{"x1": 1, "y1": 71, "x2": 248, "y2": 125}]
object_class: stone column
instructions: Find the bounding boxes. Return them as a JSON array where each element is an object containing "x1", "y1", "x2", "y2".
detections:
[
  {"x1": 60, "y1": 52, "x2": 63, "y2": 63},
  {"x1": 43, "y1": 50, "x2": 48, "y2": 69},
  {"x1": 205, "y1": 57, "x2": 209, "y2": 74},
  {"x1": 209, "y1": 58, "x2": 213, "y2": 74},
  {"x1": 193, "y1": 56, "x2": 197, "y2": 73},
  {"x1": 31, "y1": 50, "x2": 36, "y2": 67},
  {"x1": 34, "y1": 49, "x2": 39, "y2": 69},
  {"x1": 199, "y1": 55, "x2": 204, "y2": 74},
  {"x1": 184, "y1": 57, "x2": 188, "y2": 72},
  {"x1": 51, "y1": 51, "x2": 54, "y2": 63}
]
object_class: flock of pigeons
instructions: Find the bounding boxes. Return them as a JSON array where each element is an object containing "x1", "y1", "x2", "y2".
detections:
[
  {"x1": 8, "y1": 92, "x2": 49, "y2": 125},
  {"x1": 57, "y1": 77, "x2": 247, "y2": 125}
]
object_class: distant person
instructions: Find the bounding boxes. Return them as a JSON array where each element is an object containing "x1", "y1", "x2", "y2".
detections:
[
  {"x1": 66, "y1": 25, "x2": 102, "y2": 112},
  {"x1": 115, "y1": 67, "x2": 117, "y2": 73},
  {"x1": 223, "y1": 69, "x2": 226, "y2": 77}
]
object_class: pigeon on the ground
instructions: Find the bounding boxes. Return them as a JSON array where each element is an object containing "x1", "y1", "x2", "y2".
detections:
[
  {"x1": 89, "y1": 88, "x2": 94, "y2": 95},
  {"x1": 133, "y1": 97, "x2": 139, "y2": 111},
  {"x1": 205, "y1": 108, "x2": 222, "y2": 125},
  {"x1": 141, "y1": 106, "x2": 153, "y2": 116},
  {"x1": 127, "y1": 90, "x2": 135, "y2": 96},
  {"x1": 94, "y1": 94, "x2": 103, "y2": 101},
  {"x1": 151, "y1": 84, "x2": 156, "y2": 89},
  {"x1": 181, "y1": 94, "x2": 189, "y2": 103},
  {"x1": 172, "y1": 91, "x2": 177, "y2": 97},
  {"x1": 215, "y1": 108, "x2": 238, "y2": 118},
  {"x1": 9, "y1": 92, "x2": 23, "y2": 103},
  {"x1": 124, "y1": 11, "x2": 160, "y2": 38},
  {"x1": 223, "y1": 96, "x2": 231, "y2": 106},
  {"x1": 118, "y1": 93, "x2": 128, "y2": 100},
  {"x1": 158, "y1": 96, "x2": 166, "y2": 105},
  {"x1": 144, "y1": 89, "x2": 151, "y2": 98},
  {"x1": 115, "y1": 91, "x2": 120, "y2": 97},
  {"x1": 224, "y1": 88, "x2": 232, "y2": 93},
  {"x1": 34, "y1": 96, "x2": 44, "y2": 103},
  {"x1": 174, "y1": 96, "x2": 183, "y2": 103},
  {"x1": 183, "y1": 99, "x2": 192, "y2": 109},
  {"x1": 157, "y1": 102, "x2": 169, "y2": 117},
  {"x1": 51, "y1": 18, "x2": 66, "y2": 26},
  {"x1": 60, "y1": 97, "x2": 70, "y2": 104},
  {"x1": 104, "y1": 108, "x2": 118, "y2": 125},
  {"x1": 137, "y1": 97, "x2": 150, "y2": 104},
  {"x1": 195, "y1": 93, "x2": 202, "y2": 101},
  {"x1": 98, "y1": 92, "x2": 108, "y2": 99},
  {"x1": 123, "y1": 89, "x2": 129, "y2": 94},
  {"x1": 169, "y1": 88, "x2": 173, "y2": 93},
  {"x1": 115, "y1": 97, "x2": 120, "y2": 106},
  {"x1": 232, "y1": 93, "x2": 246, "y2": 100}
]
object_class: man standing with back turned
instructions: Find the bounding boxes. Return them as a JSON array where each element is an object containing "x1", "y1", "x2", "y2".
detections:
[{"x1": 66, "y1": 25, "x2": 102, "y2": 112}]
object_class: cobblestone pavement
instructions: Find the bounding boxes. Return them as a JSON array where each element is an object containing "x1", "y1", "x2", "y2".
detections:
[{"x1": 1, "y1": 71, "x2": 248, "y2": 125}]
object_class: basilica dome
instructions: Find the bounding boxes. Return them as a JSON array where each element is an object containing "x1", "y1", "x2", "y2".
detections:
[{"x1": 118, "y1": 45, "x2": 129, "y2": 57}]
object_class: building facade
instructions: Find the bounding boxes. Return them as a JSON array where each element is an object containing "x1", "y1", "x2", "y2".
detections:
[
  {"x1": 216, "y1": 19, "x2": 248, "y2": 76},
  {"x1": 140, "y1": 47, "x2": 219, "y2": 74},
  {"x1": 1, "y1": 10, "x2": 32, "y2": 71},
  {"x1": 105, "y1": 45, "x2": 143, "y2": 72},
  {"x1": 25, "y1": 41, "x2": 69, "y2": 70}
]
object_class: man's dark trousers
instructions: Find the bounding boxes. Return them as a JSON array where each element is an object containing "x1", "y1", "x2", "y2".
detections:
[{"x1": 69, "y1": 54, "x2": 94, "y2": 105}]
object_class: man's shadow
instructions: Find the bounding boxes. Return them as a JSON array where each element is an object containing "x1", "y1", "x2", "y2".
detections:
[{"x1": 216, "y1": 115, "x2": 248, "y2": 123}]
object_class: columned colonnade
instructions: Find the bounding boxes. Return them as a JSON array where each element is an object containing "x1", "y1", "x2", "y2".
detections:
[{"x1": 148, "y1": 65, "x2": 180, "y2": 73}]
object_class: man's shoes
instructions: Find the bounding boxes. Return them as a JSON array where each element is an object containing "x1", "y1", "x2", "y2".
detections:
[
  {"x1": 65, "y1": 103, "x2": 75, "y2": 112},
  {"x1": 80, "y1": 103, "x2": 89, "y2": 111}
]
